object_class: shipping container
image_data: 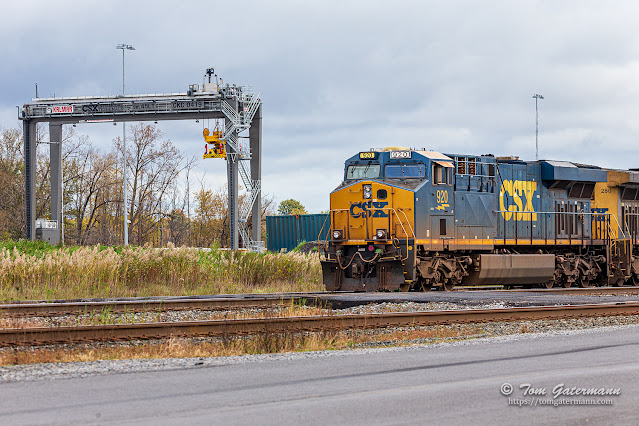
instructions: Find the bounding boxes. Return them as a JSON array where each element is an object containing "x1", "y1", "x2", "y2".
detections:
[{"x1": 266, "y1": 214, "x2": 330, "y2": 252}]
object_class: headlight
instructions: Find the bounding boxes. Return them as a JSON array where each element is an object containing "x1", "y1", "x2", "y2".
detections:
[
  {"x1": 333, "y1": 229, "x2": 343, "y2": 240},
  {"x1": 363, "y1": 184, "x2": 372, "y2": 199},
  {"x1": 376, "y1": 229, "x2": 387, "y2": 239}
]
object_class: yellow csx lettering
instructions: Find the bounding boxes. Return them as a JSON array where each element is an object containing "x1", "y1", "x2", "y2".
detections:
[
  {"x1": 499, "y1": 180, "x2": 537, "y2": 221},
  {"x1": 350, "y1": 201, "x2": 389, "y2": 218}
]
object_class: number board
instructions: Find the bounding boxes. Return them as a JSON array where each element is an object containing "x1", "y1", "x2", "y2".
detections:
[
  {"x1": 390, "y1": 151, "x2": 411, "y2": 159},
  {"x1": 359, "y1": 152, "x2": 378, "y2": 160}
]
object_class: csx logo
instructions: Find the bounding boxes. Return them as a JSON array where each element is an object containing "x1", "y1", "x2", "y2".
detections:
[
  {"x1": 350, "y1": 201, "x2": 389, "y2": 218},
  {"x1": 82, "y1": 104, "x2": 100, "y2": 112},
  {"x1": 499, "y1": 180, "x2": 537, "y2": 221}
]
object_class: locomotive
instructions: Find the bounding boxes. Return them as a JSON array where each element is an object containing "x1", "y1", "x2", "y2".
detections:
[{"x1": 319, "y1": 148, "x2": 639, "y2": 291}]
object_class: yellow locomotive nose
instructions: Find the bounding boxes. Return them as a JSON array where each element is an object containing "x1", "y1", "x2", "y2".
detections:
[
  {"x1": 330, "y1": 181, "x2": 414, "y2": 242},
  {"x1": 322, "y1": 176, "x2": 416, "y2": 292}
]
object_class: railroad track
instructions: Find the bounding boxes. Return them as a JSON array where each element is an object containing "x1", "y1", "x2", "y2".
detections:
[
  {"x1": 0, "y1": 293, "x2": 329, "y2": 317},
  {"x1": 454, "y1": 286, "x2": 639, "y2": 294},
  {"x1": 2, "y1": 286, "x2": 639, "y2": 317},
  {"x1": 491, "y1": 286, "x2": 639, "y2": 294},
  {"x1": 2, "y1": 302, "x2": 639, "y2": 347}
]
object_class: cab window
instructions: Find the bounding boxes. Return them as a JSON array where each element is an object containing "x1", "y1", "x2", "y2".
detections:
[
  {"x1": 433, "y1": 163, "x2": 451, "y2": 185},
  {"x1": 384, "y1": 164, "x2": 426, "y2": 178},
  {"x1": 346, "y1": 164, "x2": 381, "y2": 180}
]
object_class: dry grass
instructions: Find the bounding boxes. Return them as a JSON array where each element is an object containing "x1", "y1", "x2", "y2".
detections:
[
  {"x1": 0, "y1": 243, "x2": 323, "y2": 301},
  {"x1": 0, "y1": 323, "x2": 490, "y2": 366},
  {"x1": 0, "y1": 334, "x2": 341, "y2": 366}
]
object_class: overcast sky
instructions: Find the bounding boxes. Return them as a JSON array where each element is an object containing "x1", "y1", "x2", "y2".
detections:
[{"x1": 2, "y1": 0, "x2": 639, "y2": 213}]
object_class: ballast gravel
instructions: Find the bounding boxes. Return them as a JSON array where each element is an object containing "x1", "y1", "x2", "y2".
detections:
[{"x1": 0, "y1": 301, "x2": 500, "y2": 329}]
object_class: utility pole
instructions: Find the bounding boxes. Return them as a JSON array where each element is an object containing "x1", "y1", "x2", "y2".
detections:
[
  {"x1": 116, "y1": 43, "x2": 135, "y2": 245},
  {"x1": 533, "y1": 93, "x2": 544, "y2": 161}
]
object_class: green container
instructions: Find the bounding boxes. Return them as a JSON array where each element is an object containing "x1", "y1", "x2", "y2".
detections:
[{"x1": 266, "y1": 214, "x2": 330, "y2": 252}]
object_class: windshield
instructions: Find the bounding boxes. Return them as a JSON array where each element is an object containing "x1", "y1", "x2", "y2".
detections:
[
  {"x1": 346, "y1": 164, "x2": 381, "y2": 179},
  {"x1": 384, "y1": 164, "x2": 426, "y2": 178}
]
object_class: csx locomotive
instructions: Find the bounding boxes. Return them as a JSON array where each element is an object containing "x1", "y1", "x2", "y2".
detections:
[{"x1": 320, "y1": 148, "x2": 639, "y2": 291}]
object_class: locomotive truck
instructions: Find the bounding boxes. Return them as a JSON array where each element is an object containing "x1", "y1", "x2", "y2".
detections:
[{"x1": 320, "y1": 148, "x2": 639, "y2": 291}]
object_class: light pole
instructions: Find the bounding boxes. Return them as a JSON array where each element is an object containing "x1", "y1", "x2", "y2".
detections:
[
  {"x1": 116, "y1": 43, "x2": 135, "y2": 245},
  {"x1": 533, "y1": 93, "x2": 544, "y2": 161}
]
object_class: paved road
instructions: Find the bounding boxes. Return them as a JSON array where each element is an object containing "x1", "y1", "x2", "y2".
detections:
[{"x1": 1, "y1": 326, "x2": 638, "y2": 425}]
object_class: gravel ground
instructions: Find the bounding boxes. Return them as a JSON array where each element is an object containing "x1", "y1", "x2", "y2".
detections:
[{"x1": 2, "y1": 321, "x2": 639, "y2": 383}]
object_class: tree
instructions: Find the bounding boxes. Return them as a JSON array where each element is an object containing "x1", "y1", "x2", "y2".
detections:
[
  {"x1": 64, "y1": 143, "x2": 119, "y2": 245},
  {"x1": 191, "y1": 185, "x2": 276, "y2": 248},
  {"x1": 254, "y1": 193, "x2": 276, "y2": 245},
  {"x1": 0, "y1": 127, "x2": 25, "y2": 239},
  {"x1": 166, "y1": 209, "x2": 190, "y2": 246},
  {"x1": 0, "y1": 124, "x2": 59, "y2": 239},
  {"x1": 116, "y1": 123, "x2": 185, "y2": 245},
  {"x1": 193, "y1": 186, "x2": 225, "y2": 247},
  {"x1": 278, "y1": 199, "x2": 307, "y2": 215}
]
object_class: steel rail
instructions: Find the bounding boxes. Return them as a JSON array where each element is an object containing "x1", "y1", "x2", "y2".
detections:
[
  {"x1": 0, "y1": 294, "x2": 326, "y2": 317},
  {"x1": 2, "y1": 302, "x2": 639, "y2": 346},
  {"x1": 2, "y1": 286, "x2": 639, "y2": 317},
  {"x1": 452, "y1": 286, "x2": 639, "y2": 293},
  {"x1": 490, "y1": 286, "x2": 639, "y2": 294}
]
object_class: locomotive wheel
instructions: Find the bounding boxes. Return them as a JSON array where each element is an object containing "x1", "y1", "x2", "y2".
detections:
[
  {"x1": 562, "y1": 279, "x2": 572, "y2": 288},
  {"x1": 399, "y1": 284, "x2": 410, "y2": 292},
  {"x1": 414, "y1": 277, "x2": 432, "y2": 292},
  {"x1": 543, "y1": 280, "x2": 554, "y2": 289},
  {"x1": 578, "y1": 278, "x2": 593, "y2": 288},
  {"x1": 419, "y1": 282, "x2": 433, "y2": 292},
  {"x1": 442, "y1": 281, "x2": 455, "y2": 291},
  {"x1": 614, "y1": 278, "x2": 625, "y2": 287}
]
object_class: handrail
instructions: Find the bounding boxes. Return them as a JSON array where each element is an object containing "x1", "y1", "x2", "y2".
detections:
[
  {"x1": 610, "y1": 212, "x2": 629, "y2": 240},
  {"x1": 323, "y1": 206, "x2": 415, "y2": 262},
  {"x1": 317, "y1": 213, "x2": 331, "y2": 258},
  {"x1": 494, "y1": 210, "x2": 621, "y2": 244}
]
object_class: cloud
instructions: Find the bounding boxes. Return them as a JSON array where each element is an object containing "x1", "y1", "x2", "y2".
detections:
[{"x1": 3, "y1": 0, "x2": 639, "y2": 215}]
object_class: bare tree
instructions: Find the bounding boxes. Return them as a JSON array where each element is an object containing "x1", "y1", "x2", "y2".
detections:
[
  {"x1": 0, "y1": 127, "x2": 25, "y2": 238},
  {"x1": 115, "y1": 123, "x2": 185, "y2": 245},
  {"x1": 64, "y1": 142, "x2": 119, "y2": 245}
]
